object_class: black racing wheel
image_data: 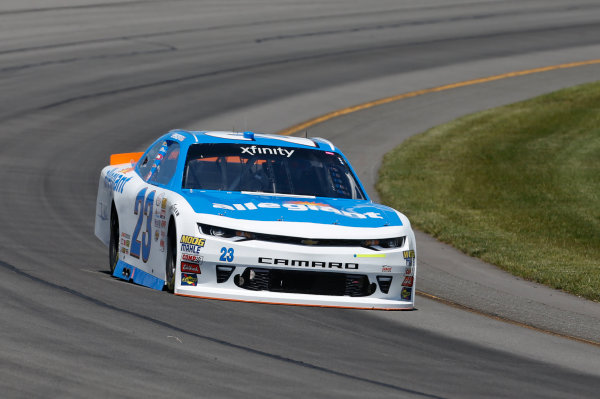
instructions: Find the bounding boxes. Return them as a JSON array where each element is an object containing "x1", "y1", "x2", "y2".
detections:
[
  {"x1": 165, "y1": 220, "x2": 177, "y2": 293},
  {"x1": 109, "y1": 204, "x2": 119, "y2": 274}
]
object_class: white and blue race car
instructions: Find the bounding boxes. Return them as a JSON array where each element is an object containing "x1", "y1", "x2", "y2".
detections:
[{"x1": 95, "y1": 130, "x2": 416, "y2": 309}]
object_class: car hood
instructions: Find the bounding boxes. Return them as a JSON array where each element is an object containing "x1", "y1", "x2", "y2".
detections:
[{"x1": 179, "y1": 190, "x2": 402, "y2": 228}]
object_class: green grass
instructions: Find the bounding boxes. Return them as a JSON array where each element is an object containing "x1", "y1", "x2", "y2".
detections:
[{"x1": 377, "y1": 81, "x2": 600, "y2": 301}]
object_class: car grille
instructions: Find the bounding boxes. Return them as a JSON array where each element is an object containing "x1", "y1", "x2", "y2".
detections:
[
  {"x1": 216, "y1": 265, "x2": 235, "y2": 283},
  {"x1": 376, "y1": 276, "x2": 393, "y2": 294},
  {"x1": 248, "y1": 234, "x2": 365, "y2": 247},
  {"x1": 233, "y1": 268, "x2": 374, "y2": 297}
]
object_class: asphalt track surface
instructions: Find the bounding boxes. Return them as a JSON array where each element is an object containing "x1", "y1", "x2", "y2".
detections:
[{"x1": 1, "y1": 1, "x2": 600, "y2": 398}]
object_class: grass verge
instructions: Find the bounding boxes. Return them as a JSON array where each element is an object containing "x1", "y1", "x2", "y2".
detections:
[{"x1": 377, "y1": 81, "x2": 600, "y2": 301}]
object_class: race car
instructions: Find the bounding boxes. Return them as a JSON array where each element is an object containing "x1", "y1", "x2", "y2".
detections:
[{"x1": 94, "y1": 130, "x2": 417, "y2": 309}]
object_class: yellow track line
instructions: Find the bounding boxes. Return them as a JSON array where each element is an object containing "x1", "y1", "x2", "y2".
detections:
[
  {"x1": 277, "y1": 58, "x2": 600, "y2": 346},
  {"x1": 277, "y1": 59, "x2": 600, "y2": 136}
]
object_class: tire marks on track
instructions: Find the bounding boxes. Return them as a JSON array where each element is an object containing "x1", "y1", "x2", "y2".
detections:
[
  {"x1": 255, "y1": 4, "x2": 600, "y2": 43},
  {"x1": 1, "y1": 23, "x2": 593, "y2": 123},
  {"x1": 0, "y1": 1, "x2": 166, "y2": 16},
  {"x1": 0, "y1": 258, "x2": 447, "y2": 399}
]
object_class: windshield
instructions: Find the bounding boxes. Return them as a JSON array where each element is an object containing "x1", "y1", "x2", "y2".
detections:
[{"x1": 183, "y1": 143, "x2": 365, "y2": 199}]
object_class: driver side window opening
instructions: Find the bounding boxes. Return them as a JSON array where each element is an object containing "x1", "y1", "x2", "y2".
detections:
[
  {"x1": 137, "y1": 140, "x2": 180, "y2": 185},
  {"x1": 149, "y1": 142, "x2": 180, "y2": 185}
]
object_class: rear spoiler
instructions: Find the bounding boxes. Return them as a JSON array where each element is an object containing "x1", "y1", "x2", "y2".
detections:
[{"x1": 110, "y1": 152, "x2": 144, "y2": 166}]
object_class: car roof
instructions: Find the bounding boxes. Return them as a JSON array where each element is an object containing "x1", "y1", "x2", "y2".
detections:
[{"x1": 164, "y1": 130, "x2": 338, "y2": 152}]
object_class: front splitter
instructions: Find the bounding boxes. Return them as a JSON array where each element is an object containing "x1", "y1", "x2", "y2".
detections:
[{"x1": 175, "y1": 286, "x2": 414, "y2": 310}]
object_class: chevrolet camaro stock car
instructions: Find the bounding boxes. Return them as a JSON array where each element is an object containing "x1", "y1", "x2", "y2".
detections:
[{"x1": 94, "y1": 130, "x2": 417, "y2": 309}]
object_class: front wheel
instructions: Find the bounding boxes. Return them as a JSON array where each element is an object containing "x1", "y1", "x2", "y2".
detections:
[
  {"x1": 165, "y1": 222, "x2": 176, "y2": 293},
  {"x1": 109, "y1": 206, "x2": 119, "y2": 275}
]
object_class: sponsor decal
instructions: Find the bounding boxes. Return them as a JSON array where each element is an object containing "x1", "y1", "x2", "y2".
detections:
[
  {"x1": 180, "y1": 235, "x2": 206, "y2": 254},
  {"x1": 402, "y1": 276, "x2": 414, "y2": 287},
  {"x1": 119, "y1": 167, "x2": 134, "y2": 174},
  {"x1": 154, "y1": 194, "x2": 167, "y2": 219},
  {"x1": 104, "y1": 168, "x2": 132, "y2": 194},
  {"x1": 382, "y1": 266, "x2": 392, "y2": 273},
  {"x1": 181, "y1": 273, "x2": 198, "y2": 286},
  {"x1": 401, "y1": 287, "x2": 412, "y2": 300},
  {"x1": 258, "y1": 257, "x2": 358, "y2": 269},
  {"x1": 181, "y1": 236, "x2": 206, "y2": 246},
  {"x1": 171, "y1": 204, "x2": 179, "y2": 217},
  {"x1": 181, "y1": 243, "x2": 202, "y2": 254},
  {"x1": 181, "y1": 261, "x2": 201, "y2": 274},
  {"x1": 120, "y1": 233, "x2": 131, "y2": 255},
  {"x1": 182, "y1": 253, "x2": 203, "y2": 263},
  {"x1": 151, "y1": 200, "x2": 167, "y2": 248},
  {"x1": 405, "y1": 266, "x2": 413, "y2": 276},
  {"x1": 213, "y1": 201, "x2": 383, "y2": 219},
  {"x1": 153, "y1": 194, "x2": 167, "y2": 219},
  {"x1": 286, "y1": 201, "x2": 331, "y2": 207},
  {"x1": 171, "y1": 133, "x2": 185, "y2": 141},
  {"x1": 240, "y1": 145, "x2": 295, "y2": 158},
  {"x1": 120, "y1": 233, "x2": 131, "y2": 246},
  {"x1": 403, "y1": 250, "x2": 415, "y2": 266}
]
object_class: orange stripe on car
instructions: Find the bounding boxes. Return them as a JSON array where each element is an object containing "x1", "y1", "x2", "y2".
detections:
[{"x1": 110, "y1": 152, "x2": 144, "y2": 165}]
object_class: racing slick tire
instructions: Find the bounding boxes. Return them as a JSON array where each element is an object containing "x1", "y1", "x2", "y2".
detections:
[
  {"x1": 165, "y1": 219, "x2": 176, "y2": 293},
  {"x1": 109, "y1": 204, "x2": 119, "y2": 275}
]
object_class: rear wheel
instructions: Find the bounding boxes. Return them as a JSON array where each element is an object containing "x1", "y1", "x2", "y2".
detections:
[
  {"x1": 109, "y1": 205, "x2": 119, "y2": 274},
  {"x1": 165, "y1": 221, "x2": 176, "y2": 293}
]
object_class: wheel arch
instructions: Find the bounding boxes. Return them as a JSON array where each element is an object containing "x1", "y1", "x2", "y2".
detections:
[
  {"x1": 165, "y1": 214, "x2": 178, "y2": 292},
  {"x1": 111, "y1": 200, "x2": 118, "y2": 221}
]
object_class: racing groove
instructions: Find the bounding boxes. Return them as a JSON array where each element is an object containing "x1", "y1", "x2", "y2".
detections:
[{"x1": 1, "y1": 1, "x2": 599, "y2": 397}]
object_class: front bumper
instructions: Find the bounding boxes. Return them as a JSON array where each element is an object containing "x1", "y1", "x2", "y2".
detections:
[{"x1": 174, "y1": 234, "x2": 416, "y2": 310}]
